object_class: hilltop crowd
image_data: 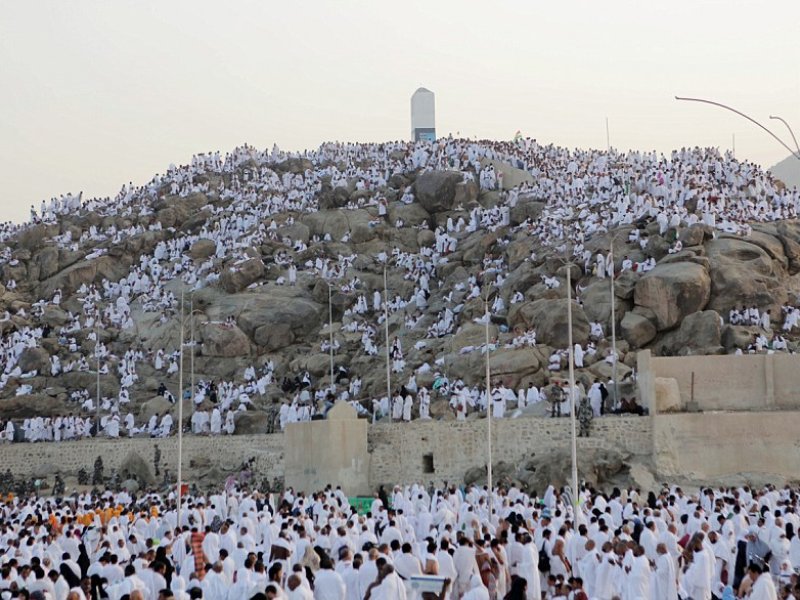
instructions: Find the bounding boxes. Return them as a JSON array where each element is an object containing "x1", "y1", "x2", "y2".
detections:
[{"x1": 1, "y1": 137, "x2": 799, "y2": 441}]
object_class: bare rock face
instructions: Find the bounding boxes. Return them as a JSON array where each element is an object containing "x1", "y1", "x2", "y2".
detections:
[
  {"x1": 414, "y1": 171, "x2": 464, "y2": 213},
  {"x1": 620, "y1": 312, "x2": 657, "y2": 348},
  {"x1": 581, "y1": 281, "x2": 629, "y2": 328},
  {"x1": 18, "y1": 347, "x2": 51, "y2": 374},
  {"x1": 489, "y1": 348, "x2": 541, "y2": 389},
  {"x1": 35, "y1": 247, "x2": 60, "y2": 280},
  {"x1": 237, "y1": 293, "x2": 323, "y2": 351},
  {"x1": 119, "y1": 451, "x2": 155, "y2": 486},
  {"x1": 508, "y1": 299, "x2": 590, "y2": 347},
  {"x1": 190, "y1": 239, "x2": 216, "y2": 260},
  {"x1": 509, "y1": 196, "x2": 545, "y2": 226},
  {"x1": 220, "y1": 258, "x2": 265, "y2": 294},
  {"x1": 140, "y1": 396, "x2": 174, "y2": 420},
  {"x1": 41, "y1": 306, "x2": 69, "y2": 328},
  {"x1": 0, "y1": 395, "x2": 64, "y2": 419},
  {"x1": 234, "y1": 411, "x2": 272, "y2": 435},
  {"x1": 201, "y1": 323, "x2": 251, "y2": 357},
  {"x1": 658, "y1": 310, "x2": 723, "y2": 356},
  {"x1": 705, "y1": 237, "x2": 787, "y2": 315},
  {"x1": 634, "y1": 262, "x2": 711, "y2": 330}
]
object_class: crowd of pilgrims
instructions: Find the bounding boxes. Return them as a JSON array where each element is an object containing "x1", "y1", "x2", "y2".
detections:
[
  {"x1": 1, "y1": 480, "x2": 799, "y2": 599},
  {"x1": 1, "y1": 137, "x2": 800, "y2": 442}
]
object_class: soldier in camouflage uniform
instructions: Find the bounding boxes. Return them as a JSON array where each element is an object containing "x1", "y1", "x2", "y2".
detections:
[
  {"x1": 578, "y1": 396, "x2": 593, "y2": 437},
  {"x1": 546, "y1": 380, "x2": 564, "y2": 418}
]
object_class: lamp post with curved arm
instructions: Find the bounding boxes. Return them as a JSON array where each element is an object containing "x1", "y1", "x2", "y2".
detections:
[{"x1": 675, "y1": 96, "x2": 800, "y2": 160}]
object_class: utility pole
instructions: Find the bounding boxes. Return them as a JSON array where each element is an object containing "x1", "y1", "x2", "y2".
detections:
[
  {"x1": 484, "y1": 298, "x2": 493, "y2": 511},
  {"x1": 95, "y1": 318, "x2": 100, "y2": 432},
  {"x1": 610, "y1": 240, "x2": 619, "y2": 409},
  {"x1": 328, "y1": 283, "x2": 334, "y2": 387},
  {"x1": 177, "y1": 289, "x2": 185, "y2": 532},
  {"x1": 566, "y1": 266, "x2": 579, "y2": 522},
  {"x1": 383, "y1": 265, "x2": 391, "y2": 421}
]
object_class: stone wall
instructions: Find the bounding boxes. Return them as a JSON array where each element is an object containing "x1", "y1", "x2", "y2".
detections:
[
  {"x1": 7, "y1": 410, "x2": 800, "y2": 492},
  {"x1": 0, "y1": 433, "x2": 285, "y2": 484},
  {"x1": 653, "y1": 411, "x2": 800, "y2": 483},
  {"x1": 2, "y1": 415, "x2": 650, "y2": 491},
  {"x1": 638, "y1": 350, "x2": 800, "y2": 413},
  {"x1": 368, "y1": 415, "x2": 651, "y2": 487}
]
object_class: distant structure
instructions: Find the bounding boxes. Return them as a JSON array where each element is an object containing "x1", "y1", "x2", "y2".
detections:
[{"x1": 411, "y1": 87, "x2": 435, "y2": 142}]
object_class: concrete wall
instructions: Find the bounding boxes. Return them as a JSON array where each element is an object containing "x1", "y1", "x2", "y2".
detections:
[
  {"x1": 368, "y1": 416, "x2": 651, "y2": 487},
  {"x1": 638, "y1": 350, "x2": 800, "y2": 413},
  {"x1": 284, "y1": 403, "x2": 370, "y2": 495},
  {"x1": 653, "y1": 411, "x2": 800, "y2": 482}
]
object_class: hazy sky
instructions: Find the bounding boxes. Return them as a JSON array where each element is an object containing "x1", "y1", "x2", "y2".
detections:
[{"x1": 1, "y1": 0, "x2": 799, "y2": 224}]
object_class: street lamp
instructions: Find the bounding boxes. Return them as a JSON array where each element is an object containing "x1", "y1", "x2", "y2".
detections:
[
  {"x1": 675, "y1": 96, "x2": 800, "y2": 160},
  {"x1": 326, "y1": 282, "x2": 335, "y2": 388},
  {"x1": 554, "y1": 247, "x2": 581, "y2": 523},
  {"x1": 176, "y1": 288, "x2": 185, "y2": 532},
  {"x1": 482, "y1": 294, "x2": 493, "y2": 509},
  {"x1": 769, "y1": 116, "x2": 800, "y2": 159},
  {"x1": 565, "y1": 264, "x2": 579, "y2": 519}
]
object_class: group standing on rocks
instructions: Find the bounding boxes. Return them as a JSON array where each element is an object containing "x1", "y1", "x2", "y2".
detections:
[{"x1": 0, "y1": 137, "x2": 799, "y2": 445}]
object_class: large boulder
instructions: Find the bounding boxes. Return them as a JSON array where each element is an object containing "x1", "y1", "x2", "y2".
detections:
[
  {"x1": 41, "y1": 306, "x2": 69, "y2": 328},
  {"x1": 201, "y1": 323, "x2": 251, "y2": 357},
  {"x1": 190, "y1": 239, "x2": 216, "y2": 260},
  {"x1": 414, "y1": 171, "x2": 464, "y2": 213},
  {"x1": 389, "y1": 202, "x2": 431, "y2": 227},
  {"x1": 489, "y1": 348, "x2": 541, "y2": 389},
  {"x1": 237, "y1": 293, "x2": 323, "y2": 351},
  {"x1": 234, "y1": 411, "x2": 272, "y2": 435},
  {"x1": 705, "y1": 237, "x2": 787, "y2": 315},
  {"x1": 18, "y1": 347, "x2": 51, "y2": 374},
  {"x1": 301, "y1": 209, "x2": 373, "y2": 242},
  {"x1": 581, "y1": 281, "x2": 628, "y2": 326},
  {"x1": 658, "y1": 310, "x2": 723, "y2": 355},
  {"x1": 508, "y1": 299, "x2": 590, "y2": 347},
  {"x1": 634, "y1": 262, "x2": 711, "y2": 330},
  {"x1": 620, "y1": 312, "x2": 656, "y2": 348},
  {"x1": 220, "y1": 258, "x2": 264, "y2": 294},
  {"x1": 678, "y1": 224, "x2": 713, "y2": 247},
  {"x1": 509, "y1": 196, "x2": 545, "y2": 226},
  {"x1": 119, "y1": 451, "x2": 156, "y2": 486},
  {"x1": 35, "y1": 247, "x2": 60, "y2": 280},
  {"x1": 139, "y1": 396, "x2": 174, "y2": 421},
  {"x1": 40, "y1": 254, "x2": 130, "y2": 297},
  {"x1": 0, "y1": 395, "x2": 63, "y2": 419},
  {"x1": 721, "y1": 324, "x2": 758, "y2": 352},
  {"x1": 775, "y1": 221, "x2": 800, "y2": 274}
]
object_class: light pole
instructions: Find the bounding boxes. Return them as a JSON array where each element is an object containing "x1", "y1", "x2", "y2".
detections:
[
  {"x1": 609, "y1": 240, "x2": 619, "y2": 409},
  {"x1": 769, "y1": 115, "x2": 800, "y2": 158},
  {"x1": 565, "y1": 265, "x2": 579, "y2": 520},
  {"x1": 383, "y1": 265, "x2": 391, "y2": 421},
  {"x1": 188, "y1": 306, "x2": 204, "y2": 427},
  {"x1": 177, "y1": 288, "x2": 185, "y2": 532},
  {"x1": 675, "y1": 96, "x2": 800, "y2": 160},
  {"x1": 95, "y1": 319, "x2": 100, "y2": 431},
  {"x1": 327, "y1": 282, "x2": 335, "y2": 388},
  {"x1": 189, "y1": 295, "x2": 195, "y2": 423},
  {"x1": 483, "y1": 296, "x2": 493, "y2": 510}
]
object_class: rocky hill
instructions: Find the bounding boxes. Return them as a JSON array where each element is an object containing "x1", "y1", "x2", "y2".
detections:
[
  {"x1": 2, "y1": 139, "x2": 800, "y2": 434},
  {"x1": 770, "y1": 154, "x2": 800, "y2": 189}
]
